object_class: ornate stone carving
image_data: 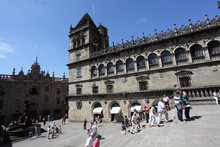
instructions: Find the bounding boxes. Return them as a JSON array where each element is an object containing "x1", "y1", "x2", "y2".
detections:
[{"x1": 175, "y1": 70, "x2": 193, "y2": 77}]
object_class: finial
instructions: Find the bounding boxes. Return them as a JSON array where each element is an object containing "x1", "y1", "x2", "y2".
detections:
[
  {"x1": 142, "y1": 32, "x2": 145, "y2": 38},
  {"x1": 35, "y1": 56, "x2": 38, "y2": 64},
  {"x1": 121, "y1": 39, "x2": 124, "y2": 44},
  {"x1": 52, "y1": 72, "x2": 55, "y2": 77},
  {"x1": 113, "y1": 41, "x2": 115, "y2": 47},
  {"x1": 205, "y1": 14, "x2": 210, "y2": 24},
  {"x1": 217, "y1": 1, "x2": 220, "y2": 8},
  {"x1": 63, "y1": 72, "x2": 66, "y2": 79},
  {"x1": 154, "y1": 29, "x2": 157, "y2": 34},
  {"x1": 12, "y1": 68, "x2": 15, "y2": 75},
  {"x1": 154, "y1": 29, "x2": 158, "y2": 40},
  {"x1": 70, "y1": 25, "x2": 73, "y2": 29}
]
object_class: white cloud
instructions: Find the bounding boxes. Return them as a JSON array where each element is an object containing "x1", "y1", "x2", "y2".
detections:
[
  {"x1": 0, "y1": 55, "x2": 6, "y2": 59},
  {"x1": 0, "y1": 42, "x2": 14, "y2": 53},
  {"x1": 136, "y1": 17, "x2": 147, "y2": 24}
]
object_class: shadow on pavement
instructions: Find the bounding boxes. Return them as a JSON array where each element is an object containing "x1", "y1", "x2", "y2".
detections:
[{"x1": 189, "y1": 116, "x2": 202, "y2": 121}]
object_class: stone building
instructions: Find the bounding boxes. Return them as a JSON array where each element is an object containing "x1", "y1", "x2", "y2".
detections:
[
  {"x1": 0, "y1": 59, "x2": 68, "y2": 125},
  {"x1": 67, "y1": 13, "x2": 220, "y2": 122}
]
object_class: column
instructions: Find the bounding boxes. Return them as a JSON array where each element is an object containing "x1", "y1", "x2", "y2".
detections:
[
  {"x1": 203, "y1": 47, "x2": 211, "y2": 61},
  {"x1": 158, "y1": 56, "x2": 162, "y2": 68},
  {"x1": 171, "y1": 54, "x2": 177, "y2": 66}
]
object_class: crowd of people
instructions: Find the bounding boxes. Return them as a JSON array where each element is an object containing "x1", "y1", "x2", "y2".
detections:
[
  {"x1": 85, "y1": 122, "x2": 102, "y2": 147},
  {"x1": 119, "y1": 91, "x2": 194, "y2": 135}
]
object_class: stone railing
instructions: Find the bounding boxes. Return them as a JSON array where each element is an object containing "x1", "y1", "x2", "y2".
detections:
[
  {"x1": 90, "y1": 15, "x2": 220, "y2": 58},
  {"x1": 0, "y1": 74, "x2": 13, "y2": 80},
  {"x1": 180, "y1": 87, "x2": 219, "y2": 98}
]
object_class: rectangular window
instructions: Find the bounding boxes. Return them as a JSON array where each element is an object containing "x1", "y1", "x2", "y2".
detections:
[
  {"x1": 44, "y1": 96, "x2": 49, "y2": 103},
  {"x1": 57, "y1": 97, "x2": 60, "y2": 104},
  {"x1": 76, "y1": 88, "x2": 82, "y2": 95},
  {"x1": 179, "y1": 77, "x2": 191, "y2": 87},
  {"x1": 92, "y1": 86, "x2": 98, "y2": 94},
  {"x1": 139, "y1": 82, "x2": 147, "y2": 91},
  {"x1": 76, "y1": 54, "x2": 81, "y2": 61},
  {"x1": 77, "y1": 68, "x2": 82, "y2": 78},
  {"x1": 106, "y1": 85, "x2": 113, "y2": 93}
]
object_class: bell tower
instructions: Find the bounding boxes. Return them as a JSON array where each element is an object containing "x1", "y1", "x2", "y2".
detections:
[{"x1": 68, "y1": 13, "x2": 108, "y2": 63}]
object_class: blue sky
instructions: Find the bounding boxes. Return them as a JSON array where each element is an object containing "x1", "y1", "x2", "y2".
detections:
[{"x1": 0, "y1": 0, "x2": 219, "y2": 77}]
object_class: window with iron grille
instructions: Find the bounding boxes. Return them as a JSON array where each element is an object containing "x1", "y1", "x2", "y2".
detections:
[
  {"x1": 139, "y1": 81, "x2": 147, "y2": 91},
  {"x1": 106, "y1": 85, "x2": 113, "y2": 93},
  {"x1": 76, "y1": 88, "x2": 82, "y2": 95},
  {"x1": 92, "y1": 86, "x2": 99, "y2": 94}
]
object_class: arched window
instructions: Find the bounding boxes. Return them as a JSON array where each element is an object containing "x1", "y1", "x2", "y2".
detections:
[
  {"x1": 148, "y1": 53, "x2": 158, "y2": 65},
  {"x1": 190, "y1": 44, "x2": 203, "y2": 58},
  {"x1": 208, "y1": 40, "x2": 220, "y2": 55},
  {"x1": 91, "y1": 66, "x2": 97, "y2": 77},
  {"x1": 126, "y1": 58, "x2": 134, "y2": 70},
  {"x1": 161, "y1": 51, "x2": 172, "y2": 63},
  {"x1": 136, "y1": 56, "x2": 146, "y2": 68},
  {"x1": 175, "y1": 48, "x2": 186, "y2": 61},
  {"x1": 116, "y1": 60, "x2": 124, "y2": 72},
  {"x1": 99, "y1": 64, "x2": 105, "y2": 75},
  {"x1": 107, "y1": 62, "x2": 114, "y2": 74}
]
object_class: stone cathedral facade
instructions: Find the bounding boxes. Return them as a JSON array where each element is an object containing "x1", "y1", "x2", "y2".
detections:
[{"x1": 68, "y1": 13, "x2": 220, "y2": 122}]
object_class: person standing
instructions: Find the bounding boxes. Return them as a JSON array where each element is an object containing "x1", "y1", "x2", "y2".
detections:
[
  {"x1": 43, "y1": 117, "x2": 46, "y2": 126},
  {"x1": 124, "y1": 116, "x2": 129, "y2": 132},
  {"x1": 84, "y1": 119, "x2": 87, "y2": 130},
  {"x1": 163, "y1": 95, "x2": 170, "y2": 111},
  {"x1": 213, "y1": 90, "x2": 220, "y2": 105},
  {"x1": 182, "y1": 91, "x2": 191, "y2": 120},
  {"x1": 143, "y1": 106, "x2": 149, "y2": 123},
  {"x1": 93, "y1": 135, "x2": 101, "y2": 147},
  {"x1": 130, "y1": 113, "x2": 137, "y2": 134},
  {"x1": 174, "y1": 91, "x2": 184, "y2": 122},
  {"x1": 149, "y1": 105, "x2": 157, "y2": 127},
  {"x1": 85, "y1": 134, "x2": 94, "y2": 147},
  {"x1": 157, "y1": 98, "x2": 169, "y2": 126}
]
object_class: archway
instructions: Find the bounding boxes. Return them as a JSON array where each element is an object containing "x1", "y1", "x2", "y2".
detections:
[
  {"x1": 130, "y1": 102, "x2": 142, "y2": 118},
  {"x1": 92, "y1": 102, "x2": 103, "y2": 122},
  {"x1": 110, "y1": 102, "x2": 122, "y2": 122}
]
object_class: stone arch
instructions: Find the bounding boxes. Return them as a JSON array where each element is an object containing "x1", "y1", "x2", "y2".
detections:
[
  {"x1": 107, "y1": 62, "x2": 114, "y2": 74},
  {"x1": 174, "y1": 47, "x2": 187, "y2": 61},
  {"x1": 116, "y1": 60, "x2": 124, "y2": 73},
  {"x1": 108, "y1": 101, "x2": 122, "y2": 122},
  {"x1": 128, "y1": 100, "x2": 143, "y2": 117},
  {"x1": 148, "y1": 53, "x2": 158, "y2": 65},
  {"x1": 126, "y1": 58, "x2": 134, "y2": 70},
  {"x1": 190, "y1": 44, "x2": 204, "y2": 58},
  {"x1": 98, "y1": 64, "x2": 105, "y2": 76},
  {"x1": 207, "y1": 40, "x2": 220, "y2": 55},
  {"x1": 91, "y1": 66, "x2": 97, "y2": 77},
  {"x1": 136, "y1": 56, "x2": 146, "y2": 68},
  {"x1": 161, "y1": 50, "x2": 172, "y2": 64},
  {"x1": 91, "y1": 102, "x2": 103, "y2": 121}
]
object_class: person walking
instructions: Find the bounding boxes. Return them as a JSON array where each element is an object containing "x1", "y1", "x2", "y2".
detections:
[
  {"x1": 93, "y1": 135, "x2": 101, "y2": 147},
  {"x1": 182, "y1": 91, "x2": 191, "y2": 120},
  {"x1": 85, "y1": 134, "x2": 94, "y2": 147},
  {"x1": 84, "y1": 119, "x2": 87, "y2": 130},
  {"x1": 174, "y1": 91, "x2": 184, "y2": 122},
  {"x1": 157, "y1": 98, "x2": 169, "y2": 126}
]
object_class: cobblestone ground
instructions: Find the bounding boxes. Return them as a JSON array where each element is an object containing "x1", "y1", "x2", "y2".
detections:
[{"x1": 6, "y1": 105, "x2": 220, "y2": 147}]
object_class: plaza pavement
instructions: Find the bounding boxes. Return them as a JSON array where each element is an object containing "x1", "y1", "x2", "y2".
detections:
[{"x1": 6, "y1": 105, "x2": 220, "y2": 147}]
